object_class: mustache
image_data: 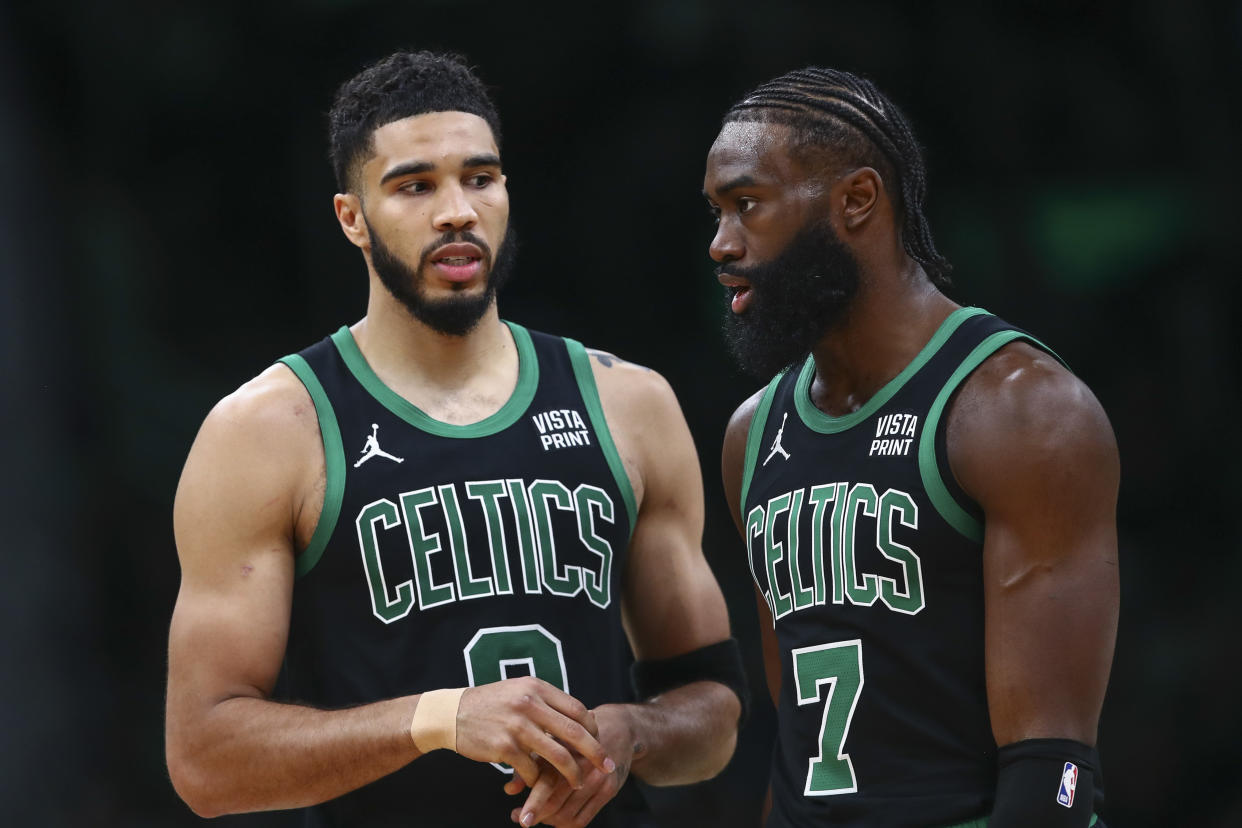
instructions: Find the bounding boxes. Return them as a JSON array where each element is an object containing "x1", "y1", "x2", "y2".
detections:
[
  {"x1": 715, "y1": 261, "x2": 845, "y2": 293},
  {"x1": 714, "y1": 263, "x2": 758, "y2": 285}
]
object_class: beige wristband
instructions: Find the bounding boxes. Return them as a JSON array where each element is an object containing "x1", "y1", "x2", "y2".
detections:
[{"x1": 410, "y1": 687, "x2": 465, "y2": 753}]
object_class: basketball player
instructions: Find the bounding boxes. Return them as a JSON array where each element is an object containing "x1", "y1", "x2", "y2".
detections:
[
  {"x1": 704, "y1": 68, "x2": 1118, "y2": 827},
  {"x1": 165, "y1": 51, "x2": 745, "y2": 827}
]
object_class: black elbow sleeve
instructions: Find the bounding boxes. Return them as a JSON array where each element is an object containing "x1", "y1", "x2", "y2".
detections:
[{"x1": 630, "y1": 637, "x2": 750, "y2": 725}]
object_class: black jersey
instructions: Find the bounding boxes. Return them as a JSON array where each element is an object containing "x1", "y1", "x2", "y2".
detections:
[
  {"x1": 740, "y1": 308, "x2": 1104, "y2": 828},
  {"x1": 277, "y1": 322, "x2": 655, "y2": 828}
]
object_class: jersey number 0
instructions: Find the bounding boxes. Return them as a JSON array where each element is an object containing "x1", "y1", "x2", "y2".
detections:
[{"x1": 463, "y1": 624, "x2": 570, "y2": 774}]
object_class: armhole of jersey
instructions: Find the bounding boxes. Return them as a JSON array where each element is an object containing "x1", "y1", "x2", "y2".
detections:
[
  {"x1": 564, "y1": 339, "x2": 638, "y2": 538},
  {"x1": 278, "y1": 354, "x2": 346, "y2": 577},
  {"x1": 738, "y1": 375, "x2": 783, "y2": 515},
  {"x1": 917, "y1": 330, "x2": 1063, "y2": 543}
]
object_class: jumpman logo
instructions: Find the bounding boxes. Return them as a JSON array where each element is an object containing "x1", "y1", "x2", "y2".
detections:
[
  {"x1": 763, "y1": 412, "x2": 792, "y2": 466},
  {"x1": 354, "y1": 423, "x2": 405, "y2": 468}
]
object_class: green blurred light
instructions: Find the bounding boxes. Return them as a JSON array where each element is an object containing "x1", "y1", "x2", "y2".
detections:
[{"x1": 1029, "y1": 184, "x2": 1191, "y2": 292}]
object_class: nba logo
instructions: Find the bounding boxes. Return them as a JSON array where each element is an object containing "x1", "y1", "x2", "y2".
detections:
[{"x1": 1056, "y1": 762, "x2": 1078, "y2": 808}]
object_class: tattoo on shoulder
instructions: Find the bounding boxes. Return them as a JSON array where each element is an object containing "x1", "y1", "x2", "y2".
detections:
[{"x1": 588, "y1": 350, "x2": 652, "y2": 372}]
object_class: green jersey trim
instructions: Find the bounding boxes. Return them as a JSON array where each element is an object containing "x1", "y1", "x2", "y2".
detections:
[
  {"x1": 941, "y1": 813, "x2": 1098, "y2": 828},
  {"x1": 565, "y1": 340, "x2": 638, "y2": 537},
  {"x1": 279, "y1": 353, "x2": 346, "y2": 578},
  {"x1": 793, "y1": 307, "x2": 990, "y2": 434},
  {"x1": 738, "y1": 375, "x2": 784, "y2": 515},
  {"x1": 329, "y1": 321, "x2": 539, "y2": 439},
  {"x1": 917, "y1": 328, "x2": 1063, "y2": 543}
]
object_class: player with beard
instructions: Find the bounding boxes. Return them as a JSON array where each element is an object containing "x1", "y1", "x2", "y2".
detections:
[
  {"x1": 705, "y1": 68, "x2": 1119, "y2": 828},
  {"x1": 166, "y1": 51, "x2": 746, "y2": 827}
]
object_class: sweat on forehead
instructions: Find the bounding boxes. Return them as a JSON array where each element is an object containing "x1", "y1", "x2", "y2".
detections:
[
  {"x1": 723, "y1": 105, "x2": 887, "y2": 184},
  {"x1": 328, "y1": 50, "x2": 502, "y2": 193}
]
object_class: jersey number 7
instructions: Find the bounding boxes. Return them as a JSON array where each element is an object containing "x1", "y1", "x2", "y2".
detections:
[{"x1": 792, "y1": 639, "x2": 864, "y2": 796}]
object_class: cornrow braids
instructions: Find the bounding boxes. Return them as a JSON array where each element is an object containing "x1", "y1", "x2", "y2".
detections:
[
  {"x1": 725, "y1": 67, "x2": 952, "y2": 287},
  {"x1": 328, "y1": 50, "x2": 502, "y2": 193}
]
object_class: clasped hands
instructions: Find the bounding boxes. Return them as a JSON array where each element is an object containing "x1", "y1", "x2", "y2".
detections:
[{"x1": 452, "y1": 677, "x2": 636, "y2": 827}]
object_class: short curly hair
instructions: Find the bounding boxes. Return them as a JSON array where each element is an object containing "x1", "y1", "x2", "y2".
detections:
[{"x1": 328, "y1": 50, "x2": 502, "y2": 193}]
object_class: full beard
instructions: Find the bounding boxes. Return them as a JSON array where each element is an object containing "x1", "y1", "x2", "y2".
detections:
[
  {"x1": 368, "y1": 221, "x2": 518, "y2": 337},
  {"x1": 720, "y1": 218, "x2": 861, "y2": 379}
]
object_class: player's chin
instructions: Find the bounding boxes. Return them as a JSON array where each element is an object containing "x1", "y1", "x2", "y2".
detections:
[{"x1": 432, "y1": 273, "x2": 491, "y2": 294}]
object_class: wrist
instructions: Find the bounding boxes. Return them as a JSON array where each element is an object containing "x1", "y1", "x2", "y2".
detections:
[{"x1": 409, "y1": 688, "x2": 465, "y2": 753}]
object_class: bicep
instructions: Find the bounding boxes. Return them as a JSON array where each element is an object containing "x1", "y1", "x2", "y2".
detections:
[
  {"x1": 951, "y1": 355, "x2": 1120, "y2": 744},
  {"x1": 167, "y1": 385, "x2": 310, "y2": 731},
  {"x1": 619, "y1": 385, "x2": 730, "y2": 662}
]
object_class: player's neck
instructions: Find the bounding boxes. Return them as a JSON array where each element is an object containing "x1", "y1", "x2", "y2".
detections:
[
  {"x1": 806, "y1": 264, "x2": 958, "y2": 418},
  {"x1": 349, "y1": 298, "x2": 520, "y2": 425}
]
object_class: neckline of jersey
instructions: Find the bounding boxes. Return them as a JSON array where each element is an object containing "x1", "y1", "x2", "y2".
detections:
[
  {"x1": 329, "y1": 320, "x2": 539, "y2": 439},
  {"x1": 793, "y1": 306, "x2": 990, "y2": 434}
]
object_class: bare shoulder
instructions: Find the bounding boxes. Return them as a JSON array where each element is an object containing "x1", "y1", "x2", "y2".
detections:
[
  {"x1": 947, "y1": 340, "x2": 1118, "y2": 510},
  {"x1": 189, "y1": 362, "x2": 321, "y2": 473},
  {"x1": 583, "y1": 348, "x2": 695, "y2": 508},
  {"x1": 174, "y1": 363, "x2": 324, "y2": 577},
  {"x1": 586, "y1": 348, "x2": 663, "y2": 393},
  {"x1": 585, "y1": 348, "x2": 684, "y2": 430}
]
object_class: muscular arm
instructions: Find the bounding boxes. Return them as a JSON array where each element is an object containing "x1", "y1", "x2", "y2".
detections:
[
  {"x1": 602, "y1": 355, "x2": 740, "y2": 780},
  {"x1": 947, "y1": 342, "x2": 1119, "y2": 747},
  {"x1": 166, "y1": 365, "x2": 420, "y2": 816},
  {"x1": 513, "y1": 355, "x2": 740, "y2": 826},
  {"x1": 166, "y1": 366, "x2": 607, "y2": 818}
]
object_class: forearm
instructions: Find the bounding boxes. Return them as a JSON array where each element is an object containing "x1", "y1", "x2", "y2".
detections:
[
  {"x1": 612, "y1": 681, "x2": 740, "y2": 786},
  {"x1": 168, "y1": 693, "x2": 419, "y2": 817}
]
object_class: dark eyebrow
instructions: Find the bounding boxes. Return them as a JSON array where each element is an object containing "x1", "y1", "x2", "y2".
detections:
[
  {"x1": 379, "y1": 154, "x2": 501, "y2": 186},
  {"x1": 462, "y1": 153, "x2": 502, "y2": 169},
  {"x1": 380, "y1": 161, "x2": 435, "y2": 185},
  {"x1": 714, "y1": 174, "x2": 758, "y2": 195}
]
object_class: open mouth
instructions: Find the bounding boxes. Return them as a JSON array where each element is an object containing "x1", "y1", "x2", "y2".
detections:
[
  {"x1": 717, "y1": 270, "x2": 753, "y2": 313},
  {"x1": 728, "y1": 284, "x2": 753, "y2": 313},
  {"x1": 429, "y1": 243, "x2": 486, "y2": 282}
]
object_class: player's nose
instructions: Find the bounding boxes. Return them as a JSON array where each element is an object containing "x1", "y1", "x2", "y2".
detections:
[
  {"x1": 709, "y1": 222, "x2": 743, "y2": 264},
  {"x1": 433, "y1": 183, "x2": 478, "y2": 232}
]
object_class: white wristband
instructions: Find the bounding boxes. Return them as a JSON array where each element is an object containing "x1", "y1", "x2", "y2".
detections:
[{"x1": 410, "y1": 688, "x2": 465, "y2": 753}]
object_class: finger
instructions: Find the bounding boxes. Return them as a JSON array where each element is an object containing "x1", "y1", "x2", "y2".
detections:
[
  {"x1": 521, "y1": 772, "x2": 575, "y2": 827},
  {"x1": 579, "y1": 707, "x2": 598, "y2": 739},
  {"x1": 517, "y1": 773, "x2": 569, "y2": 827},
  {"x1": 564, "y1": 775, "x2": 618, "y2": 828},
  {"x1": 524, "y1": 727, "x2": 586, "y2": 788},
  {"x1": 539, "y1": 778, "x2": 595, "y2": 828},
  {"x1": 505, "y1": 749, "x2": 543, "y2": 789},
  {"x1": 529, "y1": 705, "x2": 612, "y2": 776},
  {"x1": 504, "y1": 775, "x2": 528, "y2": 797},
  {"x1": 537, "y1": 685, "x2": 600, "y2": 739}
]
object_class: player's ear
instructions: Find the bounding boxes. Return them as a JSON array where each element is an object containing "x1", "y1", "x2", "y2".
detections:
[
  {"x1": 334, "y1": 193, "x2": 370, "y2": 249},
  {"x1": 839, "y1": 167, "x2": 881, "y2": 232}
]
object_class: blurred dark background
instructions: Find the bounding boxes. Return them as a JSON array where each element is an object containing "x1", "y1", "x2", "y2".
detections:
[{"x1": 3, "y1": 0, "x2": 1240, "y2": 825}]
